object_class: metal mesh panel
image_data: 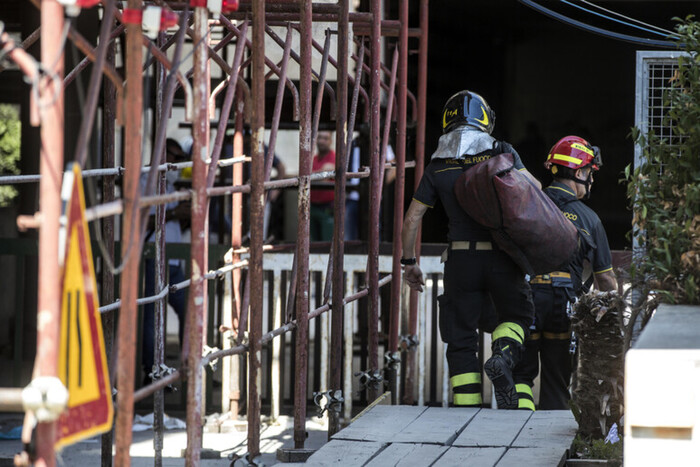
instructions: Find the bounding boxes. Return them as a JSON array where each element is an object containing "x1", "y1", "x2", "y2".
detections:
[{"x1": 647, "y1": 62, "x2": 681, "y2": 147}]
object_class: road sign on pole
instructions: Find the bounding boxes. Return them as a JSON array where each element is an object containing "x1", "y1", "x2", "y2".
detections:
[{"x1": 55, "y1": 163, "x2": 113, "y2": 449}]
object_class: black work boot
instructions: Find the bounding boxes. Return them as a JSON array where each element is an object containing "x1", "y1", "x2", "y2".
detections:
[{"x1": 484, "y1": 338, "x2": 520, "y2": 409}]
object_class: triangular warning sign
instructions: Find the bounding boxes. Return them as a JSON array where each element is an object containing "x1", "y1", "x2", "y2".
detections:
[{"x1": 55, "y1": 163, "x2": 113, "y2": 449}]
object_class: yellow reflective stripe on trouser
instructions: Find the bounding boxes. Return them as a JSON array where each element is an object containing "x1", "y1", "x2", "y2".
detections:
[
  {"x1": 516, "y1": 384, "x2": 533, "y2": 398},
  {"x1": 451, "y1": 372, "x2": 481, "y2": 388},
  {"x1": 454, "y1": 393, "x2": 482, "y2": 406},
  {"x1": 516, "y1": 384, "x2": 535, "y2": 411},
  {"x1": 518, "y1": 398, "x2": 535, "y2": 411},
  {"x1": 492, "y1": 322, "x2": 525, "y2": 344}
]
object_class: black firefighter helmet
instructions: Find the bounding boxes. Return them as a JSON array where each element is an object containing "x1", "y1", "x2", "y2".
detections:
[{"x1": 441, "y1": 90, "x2": 495, "y2": 135}]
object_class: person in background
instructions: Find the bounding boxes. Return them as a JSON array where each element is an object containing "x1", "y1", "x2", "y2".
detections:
[
  {"x1": 513, "y1": 136, "x2": 618, "y2": 410},
  {"x1": 401, "y1": 90, "x2": 538, "y2": 409},
  {"x1": 141, "y1": 138, "x2": 190, "y2": 386},
  {"x1": 310, "y1": 131, "x2": 336, "y2": 241}
]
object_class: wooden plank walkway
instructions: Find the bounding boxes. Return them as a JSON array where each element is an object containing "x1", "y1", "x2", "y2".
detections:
[{"x1": 294, "y1": 405, "x2": 577, "y2": 466}]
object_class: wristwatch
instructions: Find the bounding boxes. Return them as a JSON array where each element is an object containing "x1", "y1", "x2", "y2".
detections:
[{"x1": 400, "y1": 257, "x2": 417, "y2": 266}]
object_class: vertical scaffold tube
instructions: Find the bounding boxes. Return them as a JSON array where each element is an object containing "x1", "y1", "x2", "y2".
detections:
[
  {"x1": 185, "y1": 6, "x2": 210, "y2": 466},
  {"x1": 329, "y1": 0, "x2": 349, "y2": 438},
  {"x1": 115, "y1": 0, "x2": 143, "y2": 464},
  {"x1": 294, "y1": 0, "x2": 313, "y2": 450},
  {"x1": 34, "y1": 1, "x2": 64, "y2": 464},
  {"x1": 367, "y1": 0, "x2": 382, "y2": 403},
  {"x1": 388, "y1": 0, "x2": 409, "y2": 404},
  {"x1": 404, "y1": 0, "x2": 429, "y2": 405},
  {"x1": 248, "y1": 0, "x2": 266, "y2": 460},
  {"x1": 100, "y1": 20, "x2": 117, "y2": 467}
]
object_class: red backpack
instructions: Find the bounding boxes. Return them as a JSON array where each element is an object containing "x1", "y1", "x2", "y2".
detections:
[{"x1": 454, "y1": 151, "x2": 578, "y2": 276}]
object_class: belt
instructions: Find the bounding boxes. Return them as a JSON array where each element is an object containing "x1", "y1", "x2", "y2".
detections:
[
  {"x1": 530, "y1": 271, "x2": 571, "y2": 285},
  {"x1": 450, "y1": 241, "x2": 492, "y2": 251}
]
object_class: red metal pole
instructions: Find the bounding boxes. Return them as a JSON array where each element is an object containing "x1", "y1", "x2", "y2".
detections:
[
  {"x1": 100, "y1": 20, "x2": 117, "y2": 467},
  {"x1": 115, "y1": 0, "x2": 143, "y2": 464},
  {"x1": 229, "y1": 98, "x2": 245, "y2": 417},
  {"x1": 184, "y1": 6, "x2": 210, "y2": 466},
  {"x1": 153, "y1": 30, "x2": 168, "y2": 467},
  {"x1": 388, "y1": 0, "x2": 409, "y2": 405},
  {"x1": 389, "y1": 0, "x2": 408, "y2": 356},
  {"x1": 248, "y1": 0, "x2": 265, "y2": 460},
  {"x1": 403, "y1": 0, "x2": 429, "y2": 406},
  {"x1": 366, "y1": 0, "x2": 382, "y2": 403},
  {"x1": 32, "y1": 1, "x2": 64, "y2": 464},
  {"x1": 329, "y1": 0, "x2": 348, "y2": 438},
  {"x1": 294, "y1": 0, "x2": 312, "y2": 450}
]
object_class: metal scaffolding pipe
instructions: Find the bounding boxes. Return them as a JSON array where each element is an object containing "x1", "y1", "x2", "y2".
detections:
[
  {"x1": 184, "y1": 7, "x2": 210, "y2": 466},
  {"x1": 74, "y1": 0, "x2": 116, "y2": 168},
  {"x1": 247, "y1": 0, "x2": 266, "y2": 459},
  {"x1": 329, "y1": 0, "x2": 349, "y2": 438},
  {"x1": 387, "y1": 0, "x2": 409, "y2": 406},
  {"x1": 404, "y1": 0, "x2": 429, "y2": 406},
  {"x1": 366, "y1": 0, "x2": 382, "y2": 404},
  {"x1": 100, "y1": 21, "x2": 117, "y2": 466},
  {"x1": 114, "y1": 0, "x2": 144, "y2": 464},
  {"x1": 294, "y1": 0, "x2": 313, "y2": 450},
  {"x1": 228, "y1": 105, "x2": 245, "y2": 416},
  {"x1": 31, "y1": 1, "x2": 65, "y2": 464},
  {"x1": 389, "y1": 0, "x2": 409, "y2": 360},
  {"x1": 266, "y1": 25, "x2": 293, "y2": 181},
  {"x1": 207, "y1": 20, "x2": 248, "y2": 189}
]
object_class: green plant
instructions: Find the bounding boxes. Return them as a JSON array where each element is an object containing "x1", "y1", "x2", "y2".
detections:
[
  {"x1": 0, "y1": 103, "x2": 20, "y2": 206},
  {"x1": 626, "y1": 16, "x2": 700, "y2": 305},
  {"x1": 571, "y1": 435, "x2": 622, "y2": 464}
]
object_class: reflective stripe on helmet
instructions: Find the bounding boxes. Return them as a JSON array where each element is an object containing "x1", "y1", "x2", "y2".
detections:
[{"x1": 550, "y1": 153, "x2": 583, "y2": 165}]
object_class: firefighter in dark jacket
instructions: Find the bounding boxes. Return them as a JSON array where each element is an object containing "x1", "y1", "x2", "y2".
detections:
[
  {"x1": 401, "y1": 90, "x2": 538, "y2": 409},
  {"x1": 513, "y1": 135, "x2": 618, "y2": 411}
]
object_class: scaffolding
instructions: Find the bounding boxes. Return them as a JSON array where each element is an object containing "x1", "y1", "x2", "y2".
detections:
[{"x1": 0, "y1": 0, "x2": 429, "y2": 465}]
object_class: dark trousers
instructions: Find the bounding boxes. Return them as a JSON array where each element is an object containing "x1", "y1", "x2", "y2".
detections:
[
  {"x1": 513, "y1": 283, "x2": 573, "y2": 410},
  {"x1": 310, "y1": 202, "x2": 334, "y2": 241},
  {"x1": 142, "y1": 260, "x2": 187, "y2": 375},
  {"x1": 440, "y1": 248, "x2": 535, "y2": 405}
]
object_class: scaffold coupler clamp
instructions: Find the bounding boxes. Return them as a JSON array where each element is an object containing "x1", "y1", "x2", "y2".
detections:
[
  {"x1": 312, "y1": 389, "x2": 344, "y2": 417},
  {"x1": 399, "y1": 334, "x2": 419, "y2": 351},
  {"x1": 237, "y1": 331, "x2": 250, "y2": 347},
  {"x1": 22, "y1": 376, "x2": 69, "y2": 423},
  {"x1": 355, "y1": 369, "x2": 383, "y2": 394},
  {"x1": 149, "y1": 364, "x2": 178, "y2": 392},
  {"x1": 202, "y1": 345, "x2": 221, "y2": 371},
  {"x1": 569, "y1": 331, "x2": 578, "y2": 355},
  {"x1": 384, "y1": 351, "x2": 401, "y2": 371}
]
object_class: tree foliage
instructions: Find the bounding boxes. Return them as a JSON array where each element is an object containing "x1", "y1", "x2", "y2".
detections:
[
  {"x1": 0, "y1": 104, "x2": 20, "y2": 207},
  {"x1": 626, "y1": 17, "x2": 700, "y2": 304}
]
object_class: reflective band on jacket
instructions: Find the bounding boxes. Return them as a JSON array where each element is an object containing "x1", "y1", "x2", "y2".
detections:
[
  {"x1": 454, "y1": 393, "x2": 482, "y2": 406},
  {"x1": 543, "y1": 331, "x2": 571, "y2": 340},
  {"x1": 492, "y1": 322, "x2": 525, "y2": 344},
  {"x1": 451, "y1": 372, "x2": 481, "y2": 388}
]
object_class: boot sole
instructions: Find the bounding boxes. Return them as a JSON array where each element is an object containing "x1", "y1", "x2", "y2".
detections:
[{"x1": 484, "y1": 356, "x2": 518, "y2": 410}]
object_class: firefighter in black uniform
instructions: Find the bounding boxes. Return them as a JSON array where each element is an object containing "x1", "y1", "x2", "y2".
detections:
[
  {"x1": 513, "y1": 135, "x2": 618, "y2": 411},
  {"x1": 401, "y1": 90, "x2": 538, "y2": 409}
]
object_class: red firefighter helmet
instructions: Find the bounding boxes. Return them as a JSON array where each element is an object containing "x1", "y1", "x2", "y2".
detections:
[{"x1": 544, "y1": 136, "x2": 601, "y2": 172}]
